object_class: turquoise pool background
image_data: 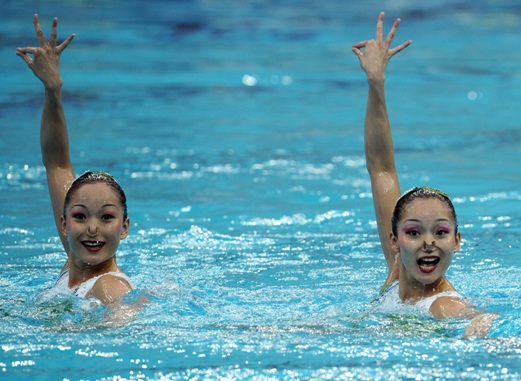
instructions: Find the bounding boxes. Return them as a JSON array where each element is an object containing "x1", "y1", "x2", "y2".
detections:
[{"x1": 1, "y1": 0, "x2": 521, "y2": 380}]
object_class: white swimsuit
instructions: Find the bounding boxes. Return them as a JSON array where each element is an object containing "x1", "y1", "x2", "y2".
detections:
[
  {"x1": 51, "y1": 269, "x2": 135, "y2": 298},
  {"x1": 373, "y1": 281, "x2": 464, "y2": 316},
  {"x1": 36, "y1": 270, "x2": 134, "y2": 309}
]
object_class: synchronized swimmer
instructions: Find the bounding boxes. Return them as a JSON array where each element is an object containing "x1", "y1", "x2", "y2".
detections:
[
  {"x1": 352, "y1": 12, "x2": 497, "y2": 336},
  {"x1": 17, "y1": 15, "x2": 134, "y2": 304}
]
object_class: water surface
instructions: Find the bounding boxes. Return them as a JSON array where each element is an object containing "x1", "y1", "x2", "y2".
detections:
[{"x1": 1, "y1": 0, "x2": 521, "y2": 379}]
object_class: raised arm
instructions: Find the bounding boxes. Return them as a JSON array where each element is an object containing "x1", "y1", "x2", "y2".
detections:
[
  {"x1": 352, "y1": 13, "x2": 411, "y2": 271},
  {"x1": 16, "y1": 15, "x2": 76, "y2": 256}
]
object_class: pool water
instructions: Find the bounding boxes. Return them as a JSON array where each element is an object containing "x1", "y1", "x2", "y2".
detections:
[{"x1": 1, "y1": 0, "x2": 521, "y2": 379}]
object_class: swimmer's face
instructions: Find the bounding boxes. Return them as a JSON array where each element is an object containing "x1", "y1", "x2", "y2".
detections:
[
  {"x1": 391, "y1": 198, "x2": 460, "y2": 286},
  {"x1": 61, "y1": 182, "x2": 130, "y2": 268}
]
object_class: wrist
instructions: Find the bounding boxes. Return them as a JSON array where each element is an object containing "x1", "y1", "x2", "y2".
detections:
[
  {"x1": 367, "y1": 75, "x2": 386, "y2": 87},
  {"x1": 44, "y1": 83, "x2": 63, "y2": 102},
  {"x1": 44, "y1": 79, "x2": 63, "y2": 93}
]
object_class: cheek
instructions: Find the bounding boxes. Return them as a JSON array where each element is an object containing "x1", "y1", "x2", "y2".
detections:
[
  {"x1": 64, "y1": 221, "x2": 78, "y2": 233},
  {"x1": 112, "y1": 221, "x2": 124, "y2": 234},
  {"x1": 397, "y1": 235, "x2": 413, "y2": 248},
  {"x1": 442, "y1": 238, "x2": 458, "y2": 251}
]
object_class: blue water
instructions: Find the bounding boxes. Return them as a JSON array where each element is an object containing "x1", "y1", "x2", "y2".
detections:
[{"x1": 1, "y1": 0, "x2": 521, "y2": 379}]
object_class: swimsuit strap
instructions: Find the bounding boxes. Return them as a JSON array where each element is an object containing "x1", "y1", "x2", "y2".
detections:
[
  {"x1": 54, "y1": 268, "x2": 70, "y2": 284},
  {"x1": 372, "y1": 280, "x2": 399, "y2": 303}
]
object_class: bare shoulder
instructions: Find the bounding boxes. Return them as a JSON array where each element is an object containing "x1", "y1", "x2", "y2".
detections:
[
  {"x1": 87, "y1": 273, "x2": 133, "y2": 304},
  {"x1": 431, "y1": 295, "x2": 498, "y2": 337},
  {"x1": 429, "y1": 295, "x2": 468, "y2": 319}
]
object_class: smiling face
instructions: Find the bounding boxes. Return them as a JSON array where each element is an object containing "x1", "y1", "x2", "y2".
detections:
[
  {"x1": 391, "y1": 198, "x2": 460, "y2": 286},
  {"x1": 61, "y1": 182, "x2": 130, "y2": 269}
]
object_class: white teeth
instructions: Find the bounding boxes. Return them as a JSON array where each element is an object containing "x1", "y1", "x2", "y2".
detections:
[
  {"x1": 83, "y1": 241, "x2": 102, "y2": 247},
  {"x1": 418, "y1": 257, "x2": 440, "y2": 267}
]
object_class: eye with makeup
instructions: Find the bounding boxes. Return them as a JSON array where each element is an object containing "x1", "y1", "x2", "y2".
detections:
[
  {"x1": 71, "y1": 211, "x2": 86, "y2": 220},
  {"x1": 403, "y1": 225, "x2": 421, "y2": 237},
  {"x1": 435, "y1": 225, "x2": 451, "y2": 237},
  {"x1": 101, "y1": 213, "x2": 116, "y2": 222},
  {"x1": 99, "y1": 206, "x2": 119, "y2": 222}
]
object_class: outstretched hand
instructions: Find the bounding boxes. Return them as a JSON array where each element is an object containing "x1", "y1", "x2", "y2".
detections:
[
  {"x1": 16, "y1": 14, "x2": 75, "y2": 89},
  {"x1": 352, "y1": 12, "x2": 411, "y2": 82}
]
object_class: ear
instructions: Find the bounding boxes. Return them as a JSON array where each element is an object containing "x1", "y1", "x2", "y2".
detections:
[
  {"x1": 390, "y1": 232, "x2": 400, "y2": 253},
  {"x1": 454, "y1": 231, "x2": 461, "y2": 253},
  {"x1": 120, "y1": 218, "x2": 130, "y2": 240},
  {"x1": 60, "y1": 216, "x2": 67, "y2": 236}
]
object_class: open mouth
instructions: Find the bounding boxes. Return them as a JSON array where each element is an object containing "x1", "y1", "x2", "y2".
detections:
[
  {"x1": 417, "y1": 256, "x2": 440, "y2": 273},
  {"x1": 82, "y1": 241, "x2": 105, "y2": 252}
]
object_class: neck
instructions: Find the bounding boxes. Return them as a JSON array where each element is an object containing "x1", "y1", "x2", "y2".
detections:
[
  {"x1": 398, "y1": 264, "x2": 449, "y2": 302},
  {"x1": 68, "y1": 257, "x2": 119, "y2": 287}
]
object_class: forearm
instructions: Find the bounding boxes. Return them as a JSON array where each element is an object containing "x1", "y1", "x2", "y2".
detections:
[
  {"x1": 364, "y1": 78, "x2": 396, "y2": 176},
  {"x1": 41, "y1": 84, "x2": 74, "y2": 253},
  {"x1": 463, "y1": 311, "x2": 498, "y2": 338},
  {"x1": 40, "y1": 85, "x2": 71, "y2": 170}
]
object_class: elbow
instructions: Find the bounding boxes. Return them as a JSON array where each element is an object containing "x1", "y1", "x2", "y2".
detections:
[{"x1": 41, "y1": 148, "x2": 72, "y2": 170}]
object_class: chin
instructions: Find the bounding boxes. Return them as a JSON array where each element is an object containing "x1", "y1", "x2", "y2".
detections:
[
  {"x1": 412, "y1": 269, "x2": 443, "y2": 285},
  {"x1": 419, "y1": 274, "x2": 444, "y2": 287}
]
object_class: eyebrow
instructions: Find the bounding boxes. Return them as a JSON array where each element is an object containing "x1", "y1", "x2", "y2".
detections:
[
  {"x1": 402, "y1": 218, "x2": 452, "y2": 224},
  {"x1": 70, "y1": 203, "x2": 119, "y2": 209}
]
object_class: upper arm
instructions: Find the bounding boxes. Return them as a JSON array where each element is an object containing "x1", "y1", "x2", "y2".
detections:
[
  {"x1": 363, "y1": 82, "x2": 401, "y2": 272},
  {"x1": 87, "y1": 274, "x2": 133, "y2": 304},
  {"x1": 429, "y1": 296, "x2": 469, "y2": 319},
  {"x1": 46, "y1": 165, "x2": 75, "y2": 255},
  {"x1": 430, "y1": 297, "x2": 498, "y2": 338},
  {"x1": 370, "y1": 169, "x2": 401, "y2": 271}
]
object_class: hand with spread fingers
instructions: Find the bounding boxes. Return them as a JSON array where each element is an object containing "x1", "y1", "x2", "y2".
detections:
[
  {"x1": 352, "y1": 12, "x2": 411, "y2": 83},
  {"x1": 16, "y1": 14, "x2": 75, "y2": 89}
]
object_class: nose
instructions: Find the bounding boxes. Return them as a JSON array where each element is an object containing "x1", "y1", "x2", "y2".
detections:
[
  {"x1": 87, "y1": 224, "x2": 98, "y2": 236},
  {"x1": 422, "y1": 240, "x2": 436, "y2": 252}
]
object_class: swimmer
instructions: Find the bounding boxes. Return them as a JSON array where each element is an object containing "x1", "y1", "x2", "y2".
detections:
[
  {"x1": 16, "y1": 15, "x2": 134, "y2": 304},
  {"x1": 352, "y1": 12, "x2": 496, "y2": 337}
]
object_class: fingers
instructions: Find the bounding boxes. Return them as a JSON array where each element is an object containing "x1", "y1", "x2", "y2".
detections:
[
  {"x1": 33, "y1": 14, "x2": 47, "y2": 47},
  {"x1": 49, "y1": 17, "x2": 58, "y2": 47},
  {"x1": 385, "y1": 18, "x2": 401, "y2": 45},
  {"x1": 389, "y1": 39, "x2": 412, "y2": 56},
  {"x1": 57, "y1": 33, "x2": 76, "y2": 54},
  {"x1": 352, "y1": 40, "x2": 367, "y2": 49},
  {"x1": 366, "y1": 12, "x2": 411, "y2": 58},
  {"x1": 351, "y1": 40, "x2": 368, "y2": 57},
  {"x1": 351, "y1": 46, "x2": 362, "y2": 58},
  {"x1": 27, "y1": 14, "x2": 74, "y2": 55},
  {"x1": 385, "y1": 17, "x2": 413, "y2": 56},
  {"x1": 16, "y1": 46, "x2": 37, "y2": 55},
  {"x1": 375, "y1": 12, "x2": 384, "y2": 42},
  {"x1": 15, "y1": 50, "x2": 32, "y2": 65}
]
